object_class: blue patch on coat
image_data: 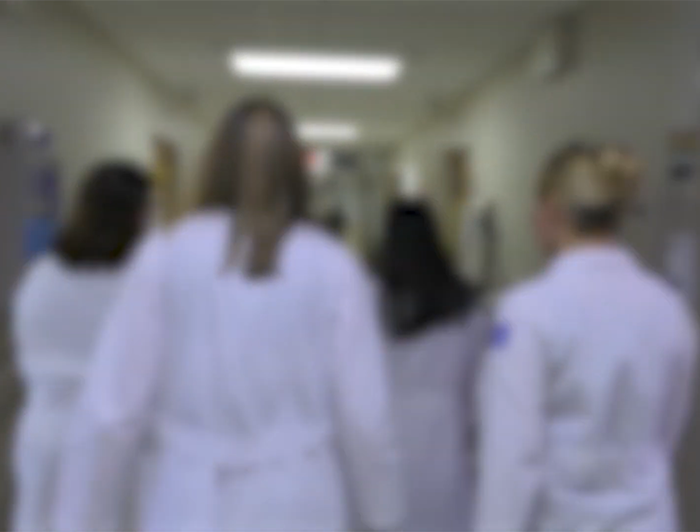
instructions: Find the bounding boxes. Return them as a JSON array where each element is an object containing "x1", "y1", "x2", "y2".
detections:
[{"x1": 490, "y1": 322, "x2": 510, "y2": 348}]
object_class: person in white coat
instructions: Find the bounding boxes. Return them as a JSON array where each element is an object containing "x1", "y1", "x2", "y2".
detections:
[
  {"x1": 11, "y1": 162, "x2": 151, "y2": 532},
  {"x1": 377, "y1": 202, "x2": 490, "y2": 531},
  {"x1": 52, "y1": 99, "x2": 403, "y2": 532},
  {"x1": 476, "y1": 143, "x2": 698, "y2": 532}
]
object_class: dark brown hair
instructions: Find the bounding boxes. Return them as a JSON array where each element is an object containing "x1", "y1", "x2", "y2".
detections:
[
  {"x1": 197, "y1": 98, "x2": 308, "y2": 277},
  {"x1": 379, "y1": 202, "x2": 478, "y2": 337},
  {"x1": 55, "y1": 162, "x2": 150, "y2": 267}
]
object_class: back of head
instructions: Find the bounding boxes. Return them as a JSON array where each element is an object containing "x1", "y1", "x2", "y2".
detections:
[
  {"x1": 539, "y1": 142, "x2": 642, "y2": 234},
  {"x1": 383, "y1": 203, "x2": 445, "y2": 284},
  {"x1": 198, "y1": 98, "x2": 307, "y2": 277},
  {"x1": 380, "y1": 201, "x2": 475, "y2": 337},
  {"x1": 55, "y1": 162, "x2": 150, "y2": 267}
]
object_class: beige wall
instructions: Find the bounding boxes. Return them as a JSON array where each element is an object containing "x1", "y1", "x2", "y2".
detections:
[
  {"x1": 0, "y1": 3, "x2": 207, "y2": 202},
  {"x1": 399, "y1": 1, "x2": 700, "y2": 283},
  {"x1": 399, "y1": 2, "x2": 700, "y2": 529}
]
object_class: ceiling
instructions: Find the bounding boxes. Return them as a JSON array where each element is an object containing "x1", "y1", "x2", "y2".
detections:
[{"x1": 77, "y1": 0, "x2": 578, "y2": 147}]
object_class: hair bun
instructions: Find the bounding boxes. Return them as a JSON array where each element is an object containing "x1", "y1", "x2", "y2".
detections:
[{"x1": 598, "y1": 146, "x2": 643, "y2": 205}]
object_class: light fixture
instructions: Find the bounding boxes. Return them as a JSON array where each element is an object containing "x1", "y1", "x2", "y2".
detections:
[
  {"x1": 230, "y1": 49, "x2": 402, "y2": 84},
  {"x1": 298, "y1": 122, "x2": 359, "y2": 143}
]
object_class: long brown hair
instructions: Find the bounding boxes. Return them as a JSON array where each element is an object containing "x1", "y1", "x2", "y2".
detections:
[{"x1": 197, "y1": 98, "x2": 308, "y2": 277}]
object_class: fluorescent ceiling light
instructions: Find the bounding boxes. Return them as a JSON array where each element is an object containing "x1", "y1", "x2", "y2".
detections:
[
  {"x1": 298, "y1": 122, "x2": 359, "y2": 143},
  {"x1": 230, "y1": 50, "x2": 402, "y2": 84}
]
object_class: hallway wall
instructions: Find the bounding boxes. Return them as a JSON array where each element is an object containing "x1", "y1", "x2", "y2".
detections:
[
  {"x1": 399, "y1": 1, "x2": 700, "y2": 284},
  {"x1": 0, "y1": 2, "x2": 207, "y2": 201}
]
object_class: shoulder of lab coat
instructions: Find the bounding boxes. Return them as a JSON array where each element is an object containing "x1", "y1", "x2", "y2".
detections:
[
  {"x1": 12, "y1": 253, "x2": 53, "y2": 305},
  {"x1": 475, "y1": 276, "x2": 551, "y2": 532},
  {"x1": 11, "y1": 254, "x2": 123, "y2": 378},
  {"x1": 648, "y1": 272, "x2": 699, "y2": 451},
  {"x1": 11, "y1": 254, "x2": 60, "y2": 340},
  {"x1": 12, "y1": 253, "x2": 50, "y2": 339}
]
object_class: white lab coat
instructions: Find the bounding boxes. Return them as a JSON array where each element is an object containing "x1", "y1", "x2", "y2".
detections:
[
  {"x1": 53, "y1": 211, "x2": 403, "y2": 532},
  {"x1": 476, "y1": 244, "x2": 698, "y2": 532},
  {"x1": 11, "y1": 254, "x2": 125, "y2": 532},
  {"x1": 389, "y1": 308, "x2": 490, "y2": 531}
]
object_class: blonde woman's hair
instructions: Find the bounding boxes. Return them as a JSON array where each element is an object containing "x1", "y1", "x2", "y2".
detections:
[{"x1": 538, "y1": 142, "x2": 642, "y2": 232}]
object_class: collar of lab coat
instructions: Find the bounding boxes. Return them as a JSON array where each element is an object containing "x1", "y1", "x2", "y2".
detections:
[{"x1": 547, "y1": 243, "x2": 639, "y2": 277}]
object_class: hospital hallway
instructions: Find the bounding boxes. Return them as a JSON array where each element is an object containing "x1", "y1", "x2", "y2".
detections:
[{"x1": 2, "y1": 0, "x2": 700, "y2": 529}]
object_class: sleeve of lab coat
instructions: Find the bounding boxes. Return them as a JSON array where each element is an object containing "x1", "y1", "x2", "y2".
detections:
[
  {"x1": 474, "y1": 295, "x2": 547, "y2": 532},
  {"x1": 53, "y1": 234, "x2": 165, "y2": 532},
  {"x1": 10, "y1": 263, "x2": 57, "y2": 532},
  {"x1": 664, "y1": 305, "x2": 699, "y2": 452},
  {"x1": 330, "y1": 263, "x2": 403, "y2": 531},
  {"x1": 459, "y1": 307, "x2": 492, "y2": 455}
]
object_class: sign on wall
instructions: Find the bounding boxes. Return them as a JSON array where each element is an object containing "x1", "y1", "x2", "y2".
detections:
[
  {"x1": 5, "y1": 120, "x2": 62, "y2": 262},
  {"x1": 663, "y1": 130, "x2": 700, "y2": 306}
]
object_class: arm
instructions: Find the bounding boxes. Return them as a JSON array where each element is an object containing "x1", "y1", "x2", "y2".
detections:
[
  {"x1": 474, "y1": 296, "x2": 547, "y2": 532},
  {"x1": 10, "y1": 263, "x2": 56, "y2": 532},
  {"x1": 53, "y1": 234, "x2": 165, "y2": 532},
  {"x1": 331, "y1": 263, "x2": 403, "y2": 531},
  {"x1": 665, "y1": 306, "x2": 699, "y2": 453},
  {"x1": 458, "y1": 308, "x2": 492, "y2": 461}
]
